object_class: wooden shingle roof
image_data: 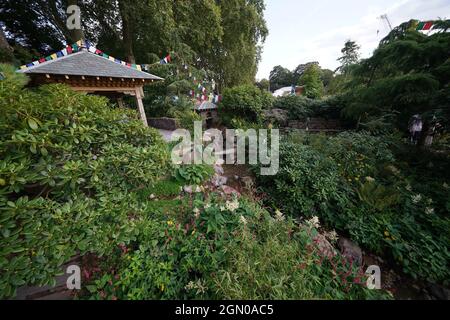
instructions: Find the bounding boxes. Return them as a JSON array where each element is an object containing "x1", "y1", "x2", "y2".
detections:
[{"x1": 18, "y1": 50, "x2": 163, "y2": 80}]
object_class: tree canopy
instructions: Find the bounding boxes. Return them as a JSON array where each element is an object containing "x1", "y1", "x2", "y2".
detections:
[
  {"x1": 0, "y1": 0, "x2": 268, "y2": 89},
  {"x1": 298, "y1": 64, "x2": 324, "y2": 99},
  {"x1": 340, "y1": 20, "x2": 450, "y2": 133}
]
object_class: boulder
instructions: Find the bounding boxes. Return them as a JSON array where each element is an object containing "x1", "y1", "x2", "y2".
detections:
[
  {"x1": 241, "y1": 176, "x2": 254, "y2": 189},
  {"x1": 338, "y1": 237, "x2": 363, "y2": 265},
  {"x1": 263, "y1": 108, "x2": 289, "y2": 126},
  {"x1": 211, "y1": 174, "x2": 228, "y2": 187},
  {"x1": 220, "y1": 185, "x2": 241, "y2": 197},
  {"x1": 214, "y1": 164, "x2": 224, "y2": 175},
  {"x1": 183, "y1": 185, "x2": 193, "y2": 194},
  {"x1": 314, "y1": 234, "x2": 336, "y2": 259}
]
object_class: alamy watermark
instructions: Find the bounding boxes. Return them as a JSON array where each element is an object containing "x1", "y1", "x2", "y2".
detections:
[
  {"x1": 66, "y1": 5, "x2": 81, "y2": 31},
  {"x1": 170, "y1": 121, "x2": 279, "y2": 175},
  {"x1": 66, "y1": 265, "x2": 81, "y2": 290}
]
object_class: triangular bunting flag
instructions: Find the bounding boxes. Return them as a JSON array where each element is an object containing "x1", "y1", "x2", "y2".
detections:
[{"x1": 423, "y1": 22, "x2": 433, "y2": 30}]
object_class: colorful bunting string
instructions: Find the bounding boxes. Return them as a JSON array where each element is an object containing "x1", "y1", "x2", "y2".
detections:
[
  {"x1": 18, "y1": 39, "x2": 149, "y2": 73},
  {"x1": 416, "y1": 21, "x2": 433, "y2": 31}
]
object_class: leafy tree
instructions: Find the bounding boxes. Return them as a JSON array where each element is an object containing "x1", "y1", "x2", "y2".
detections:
[
  {"x1": 256, "y1": 78, "x2": 270, "y2": 91},
  {"x1": 269, "y1": 65, "x2": 293, "y2": 92},
  {"x1": 341, "y1": 20, "x2": 450, "y2": 134},
  {"x1": 209, "y1": 0, "x2": 268, "y2": 89},
  {"x1": 292, "y1": 61, "x2": 319, "y2": 84},
  {"x1": 320, "y1": 69, "x2": 335, "y2": 89},
  {"x1": 220, "y1": 85, "x2": 273, "y2": 126},
  {"x1": 298, "y1": 64, "x2": 324, "y2": 99},
  {"x1": 2, "y1": 0, "x2": 267, "y2": 89},
  {"x1": 337, "y1": 40, "x2": 360, "y2": 74},
  {"x1": 0, "y1": 0, "x2": 85, "y2": 51}
]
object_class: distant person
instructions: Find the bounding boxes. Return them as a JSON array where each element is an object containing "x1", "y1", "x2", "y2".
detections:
[
  {"x1": 425, "y1": 116, "x2": 440, "y2": 146},
  {"x1": 409, "y1": 114, "x2": 423, "y2": 145}
]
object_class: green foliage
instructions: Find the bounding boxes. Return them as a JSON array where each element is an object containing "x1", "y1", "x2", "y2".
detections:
[
  {"x1": 254, "y1": 132, "x2": 450, "y2": 283},
  {"x1": 273, "y1": 95, "x2": 343, "y2": 120},
  {"x1": 172, "y1": 109, "x2": 202, "y2": 133},
  {"x1": 2, "y1": 0, "x2": 267, "y2": 89},
  {"x1": 139, "y1": 179, "x2": 183, "y2": 200},
  {"x1": 337, "y1": 40, "x2": 361, "y2": 74},
  {"x1": 0, "y1": 67, "x2": 171, "y2": 298},
  {"x1": 341, "y1": 22, "x2": 450, "y2": 133},
  {"x1": 220, "y1": 85, "x2": 273, "y2": 127},
  {"x1": 214, "y1": 211, "x2": 390, "y2": 300},
  {"x1": 82, "y1": 196, "x2": 390, "y2": 300},
  {"x1": 269, "y1": 65, "x2": 293, "y2": 91},
  {"x1": 256, "y1": 141, "x2": 343, "y2": 217},
  {"x1": 174, "y1": 165, "x2": 214, "y2": 186},
  {"x1": 298, "y1": 64, "x2": 324, "y2": 99}
]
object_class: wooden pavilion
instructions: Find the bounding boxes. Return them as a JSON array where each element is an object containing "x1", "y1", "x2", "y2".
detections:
[{"x1": 18, "y1": 46, "x2": 163, "y2": 127}]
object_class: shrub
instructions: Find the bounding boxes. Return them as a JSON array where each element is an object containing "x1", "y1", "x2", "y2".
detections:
[
  {"x1": 82, "y1": 195, "x2": 390, "y2": 300},
  {"x1": 273, "y1": 95, "x2": 344, "y2": 120},
  {"x1": 174, "y1": 165, "x2": 214, "y2": 186},
  {"x1": 298, "y1": 64, "x2": 324, "y2": 99},
  {"x1": 220, "y1": 85, "x2": 273, "y2": 127},
  {"x1": 255, "y1": 141, "x2": 345, "y2": 218},
  {"x1": 171, "y1": 109, "x2": 202, "y2": 132},
  {"x1": 0, "y1": 65, "x2": 171, "y2": 298},
  {"x1": 213, "y1": 210, "x2": 390, "y2": 300},
  {"x1": 254, "y1": 131, "x2": 450, "y2": 283}
]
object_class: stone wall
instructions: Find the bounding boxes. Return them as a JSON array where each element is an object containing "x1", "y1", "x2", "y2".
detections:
[
  {"x1": 287, "y1": 118, "x2": 343, "y2": 132},
  {"x1": 147, "y1": 117, "x2": 179, "y2": 131}
]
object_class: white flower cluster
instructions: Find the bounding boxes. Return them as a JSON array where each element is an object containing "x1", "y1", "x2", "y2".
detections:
[
  {"x1": 184, "y1": 279, "x2": 207, "y2": 294},
  {"x1": 411, "y1": 194, "x2": 422, "y2": 204},
  {"x1": 225, "y1": 199, "x2": 240, "y2": 212},
  {"x1": 325, "y1": 230, "x2": 339, "y2": 242},
  {"x1": 239, "y1": 215, "x2": 248, "y2": 225},
  {"x1": 193, "y1": 207, "x2": 200, "y2": 218},
  {"x1": 275, "y1": 209, "x2": 284, "y2": 221},
  {"x1": 307, "y1": 216, "x2": 320, "y2": 229}
]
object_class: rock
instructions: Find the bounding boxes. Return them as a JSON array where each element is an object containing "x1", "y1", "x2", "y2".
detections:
[
  {"x1": 314, "y1": 234, "x2": 336, "y2": 259},
  {"x1": 241, "y1": 176, "x2": 254, "y2": 189},
  {"x1": 263, "y1": 108, "x2": 289, "y2": 126},
  {"x1": 220, "y1": 185, "x2": 241, "y2": 197},
  {"x1": 214, "y1": 164, "x2": 224, "y2": 175},
  {"x1": 211, "y1": 174, "x2": 228, "y2": 187},
  {"x1": 149, "y1": 194, "x2": 156, "y2": 200},
  {"x1": 183, "y1": 185, "x2": 203, "y2": 194},
  {"x1": 427, "y1": 283, "x2": 450, "y2": 300},
  {"x1": 338, "y1": 237, "x2": 363, "y2": 265}
]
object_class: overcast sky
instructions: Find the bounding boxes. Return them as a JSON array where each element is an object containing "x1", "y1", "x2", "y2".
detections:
[{"x1": 256, "y1": 0, "x2": 450, "y2": 80}]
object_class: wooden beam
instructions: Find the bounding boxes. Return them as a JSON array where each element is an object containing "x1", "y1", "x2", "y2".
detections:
[
  {"x1": 70, "y1": 86, "x2": 136, "y2": 93},
  {"x1": 135, "y1": 87, "x2": 148, "y2": 127}
]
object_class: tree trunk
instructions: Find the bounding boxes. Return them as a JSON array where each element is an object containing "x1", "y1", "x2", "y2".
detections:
[
  {"x1": 118, "y1": 0, "x2": 135, "y2": 63},
  {"x1": 0, "y1": 28, "x2": 12, "y2": 52},
  {"x1": 0, "y1": 27, "x2": 14, "y2": 63}
]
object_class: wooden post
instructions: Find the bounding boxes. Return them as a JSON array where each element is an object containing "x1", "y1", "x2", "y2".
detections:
[
  {"x1": 135, "y1": 87, "x2": 148, "y2": 127},
  {"x1": 117, "y1": 97, "x2": 125, "y2": 109}
]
